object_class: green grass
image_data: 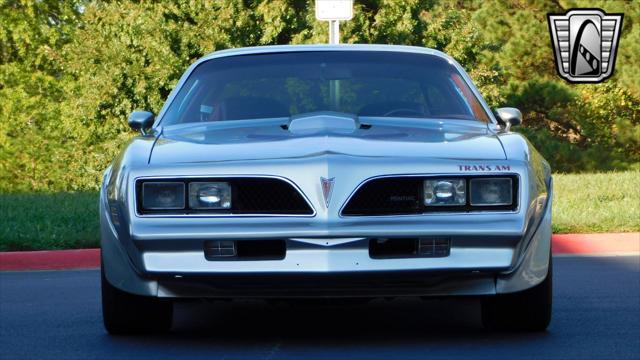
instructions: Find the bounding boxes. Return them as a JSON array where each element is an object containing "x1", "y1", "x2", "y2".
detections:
[
  {"x1": 0, "y1": 192, "x2": 100, "y2": 251},
  {"x1": 552, "y1": 171, "x2": 640, "y2": 234},
  {"x1": 0, "y1": 171, "x2": 638, "y2": 251}
]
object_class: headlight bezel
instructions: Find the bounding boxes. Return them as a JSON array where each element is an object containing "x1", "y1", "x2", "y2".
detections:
[
  {"x1": 422, "y1": 174, "x2": 518, "y2": 212},
  {"x1": 135, "y1": 176, "x2": 316, "y2": 216},
  {"x1": 137, "y1": 179, "x2": 233, "y2": 214}
]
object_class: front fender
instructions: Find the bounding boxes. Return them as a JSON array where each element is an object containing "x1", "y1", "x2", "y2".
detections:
[{"x1": 496, "y1": 177, "x2": 553, "y2": 293}]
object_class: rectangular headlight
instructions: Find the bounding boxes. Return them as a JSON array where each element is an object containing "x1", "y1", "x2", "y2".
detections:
[
  {"x1": 189, "y1": 182, "x2": 232, "y2": 210},
  {"x1": 424, "y1": 179, "x2": 466, "y2": 206},
  {"x1": 142, "y1": 182, "x2": 185, "y2": 210},
  {"x1": 470, "y1": 178, "x2": 513, "y2": 206}
]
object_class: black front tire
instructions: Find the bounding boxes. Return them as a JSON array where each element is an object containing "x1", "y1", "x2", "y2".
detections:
[
  {"x1": 101, "y1": 265, "x2": 173, "y2": 335},
  {"x1": 482, "y1": 257, "x2": 552, "y2": 332}
]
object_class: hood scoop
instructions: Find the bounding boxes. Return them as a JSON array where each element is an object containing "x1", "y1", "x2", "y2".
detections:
[{"x1": 287, "y1": 112, "x2": 360, "y2": 135}]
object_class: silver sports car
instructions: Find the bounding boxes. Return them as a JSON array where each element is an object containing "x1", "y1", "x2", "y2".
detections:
[{"x1": 100, "y1": 44, "x2": 553, "y2": 334}]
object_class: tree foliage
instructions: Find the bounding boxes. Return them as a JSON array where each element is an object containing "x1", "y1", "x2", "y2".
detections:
[{"x1": 1, "y1": 0, "x2": 639, "y2": 192}]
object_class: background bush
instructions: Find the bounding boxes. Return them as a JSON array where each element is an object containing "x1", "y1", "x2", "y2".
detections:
[{"x1": 1, "y1": 0, "x2": 639, "y2": 192}]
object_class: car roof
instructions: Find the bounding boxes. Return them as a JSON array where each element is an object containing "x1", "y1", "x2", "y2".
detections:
[{"x1": 198, "y1": 44, "x2": 454, "y2": 63}]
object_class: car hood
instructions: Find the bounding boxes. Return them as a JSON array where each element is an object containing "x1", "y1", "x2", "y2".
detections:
[{"x1": 150, "y1": 116, "x2": 505, "y2": 165}]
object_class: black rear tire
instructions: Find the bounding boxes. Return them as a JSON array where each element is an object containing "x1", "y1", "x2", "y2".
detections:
[
  {"x1": 482, "y1": 256, "x2": 552, "y2": 332},
  {"x1": 101, "y1": 265, "x2": 173, "y2": 335}
]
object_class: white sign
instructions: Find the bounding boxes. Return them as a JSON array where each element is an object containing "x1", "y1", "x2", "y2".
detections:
[{"x1": 315, "y1": 0, "x2": 353, "y2": 21}]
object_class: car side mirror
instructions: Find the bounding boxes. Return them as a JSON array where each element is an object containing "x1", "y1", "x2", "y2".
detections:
[
  {"x1": 128, "y1": 111, "x2": 155, "y2": 135},
  {"x1": 494, "y1": 107, "x2": 522, "y2": 131}
]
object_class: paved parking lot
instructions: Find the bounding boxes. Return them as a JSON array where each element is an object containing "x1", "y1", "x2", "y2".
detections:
[{"x1": 1, "y1": 256, "x2": 639, "y2": 359}]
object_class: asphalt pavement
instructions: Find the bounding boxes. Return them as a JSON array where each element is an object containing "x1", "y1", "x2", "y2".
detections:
[{"x1": 1, "y1": 256, "x2": 639, "y2": 359}]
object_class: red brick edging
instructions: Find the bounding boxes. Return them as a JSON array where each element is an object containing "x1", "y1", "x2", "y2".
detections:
[
  {"x1": 551, "y1": 232, "x2": 639, "y2": 255},
  {"x1": 0, "y1": 233, "x2": 638, "y2": 271},
  {"x1": 0, "y1": 248, "x2": 100, "y2": 271}
]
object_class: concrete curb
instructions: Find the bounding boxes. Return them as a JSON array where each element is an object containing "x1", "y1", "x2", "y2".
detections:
[
  {"x1": 551, "y1": 232, "x2": 639, "y2": 256},
  {"x1": 0, "y1": 249, "x2": 100, "y2": 271},
  {"x1": 0, "y1": 233, "x2": 638, "y2": 271}
]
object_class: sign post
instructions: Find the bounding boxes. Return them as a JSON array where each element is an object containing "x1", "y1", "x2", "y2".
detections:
[
  {"x1": 315, "y1": 0, "x2": 353, "y2": 109},
  {"x1": 315, "y1": 0, "x2": 353, "y2": 44}
]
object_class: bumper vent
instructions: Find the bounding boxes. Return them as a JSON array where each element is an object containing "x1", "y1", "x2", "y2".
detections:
[
  {"x1": 369, "y1": 237, "x2": 451, "y2": 259},
  {"x1": 418, "y1": 237, "x2": 451, "y2": 257},
  {"x1": 205, "y1": 240, "x2": 286, "y2": 261}
]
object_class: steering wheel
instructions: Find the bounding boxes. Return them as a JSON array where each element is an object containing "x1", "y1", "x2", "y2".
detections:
[{"x1": 382, "y1": 108, "x2": 424, "y2": 117}]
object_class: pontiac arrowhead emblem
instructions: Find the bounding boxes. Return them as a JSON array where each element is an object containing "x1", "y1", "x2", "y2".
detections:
[
  {"x1": 548, "y1": 9, "x2": 623, "y2": 83},
  {"x1": 320, "y1": 177, "x2": 335, "y2": 208}
]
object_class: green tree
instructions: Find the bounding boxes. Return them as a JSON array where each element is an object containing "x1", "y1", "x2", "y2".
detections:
[
  {"x1": 0, "y1": 0, "x2": 82, "y2": 191},
  {"x1": 1, "y1": 0, "x2": 639, "y2": 192}
]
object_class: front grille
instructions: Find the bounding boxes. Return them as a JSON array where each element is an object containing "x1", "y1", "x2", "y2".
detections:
[
  {"x1": 342, "y1": 176, "x2": 518, "y2": 216},
  {"x1": 342, "y1": 177, "x2": 424, "y2": 215},
  {"x1": 232, "y1": 178, "x2": 312, "y2": 215},
  {"x1": 136, "y1": 177, "x2": 313, "y2": 215}
]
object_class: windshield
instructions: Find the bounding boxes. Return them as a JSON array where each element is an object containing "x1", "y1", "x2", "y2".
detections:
[{"x1": 160, "y1": 51, "x2": 491, "y2": 126}]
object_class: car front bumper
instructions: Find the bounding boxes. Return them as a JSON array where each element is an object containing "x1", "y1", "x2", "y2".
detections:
[{"x1": 100, "y1": 176, "x2": 552, "y2": 299}]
